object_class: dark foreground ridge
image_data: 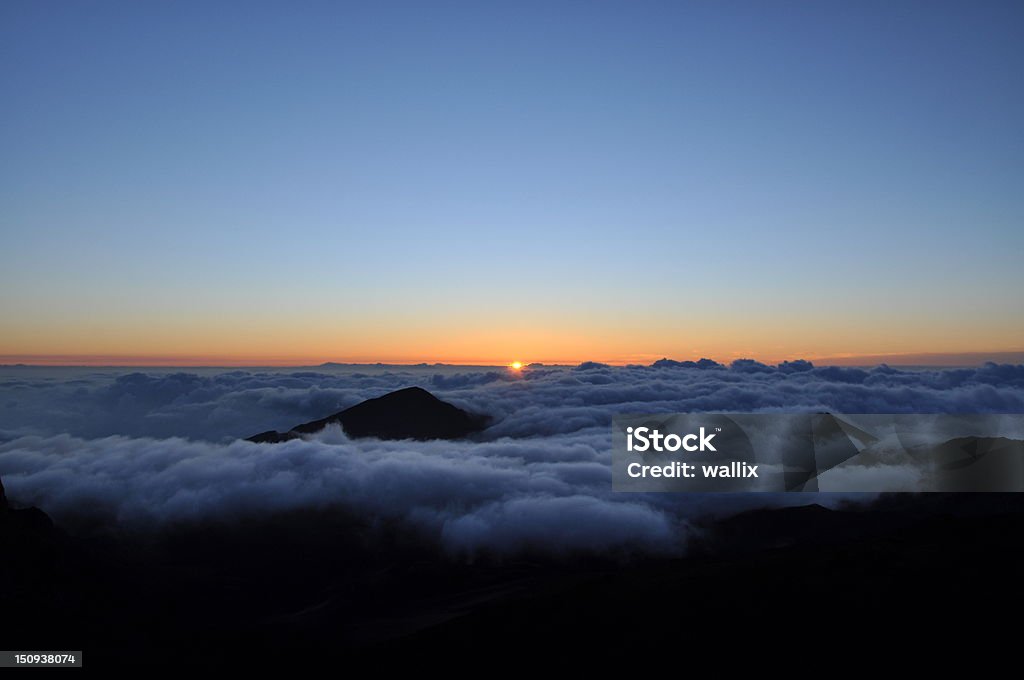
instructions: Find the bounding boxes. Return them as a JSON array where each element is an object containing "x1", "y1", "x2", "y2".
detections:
[
  {"x1": 3, "y1": 485, "x2": 1024, "y2": 670},
  {"x1": 247, "y1": 386, "x2": 490, "y2": 443}
]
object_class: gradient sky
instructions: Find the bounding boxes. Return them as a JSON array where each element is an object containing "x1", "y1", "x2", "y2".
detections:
[{"x1": 2, "y1": 1, "x2": 1022, "y2": 365}]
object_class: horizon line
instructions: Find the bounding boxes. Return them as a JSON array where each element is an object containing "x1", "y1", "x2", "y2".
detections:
[{"x1": 2, "y1": 350, "x2": 1023, "y2": 368}]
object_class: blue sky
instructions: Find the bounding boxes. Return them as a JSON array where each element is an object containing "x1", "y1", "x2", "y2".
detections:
[{"x1": 1, "y1": 1, "x2": 1022, "y2": 364}]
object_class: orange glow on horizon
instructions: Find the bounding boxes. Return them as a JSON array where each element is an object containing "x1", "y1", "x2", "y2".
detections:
[
  {"x1": 2, "y1": 349, "x2": 1023, "y2": 368},
  {"x1": 4, "y1": 299, "x2": 1023, "y2": 369}
]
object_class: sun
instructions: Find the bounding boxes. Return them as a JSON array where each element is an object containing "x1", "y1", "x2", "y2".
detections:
[{"x1": 509, "y1": 361, "x2": 523, "y2": 370}]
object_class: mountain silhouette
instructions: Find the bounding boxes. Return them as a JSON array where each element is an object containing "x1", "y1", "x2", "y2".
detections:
[{"x1": 247, "y1": 386, "x2": 490, "y2": 443}]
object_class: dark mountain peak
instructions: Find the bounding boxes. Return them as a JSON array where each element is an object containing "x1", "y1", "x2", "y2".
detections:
[
  {"x1": 247, "y1": 387, "x2": 490, "y2": 443},
  {"x1": 367, "y1": 386, "x2": 437, "y2": 403}
]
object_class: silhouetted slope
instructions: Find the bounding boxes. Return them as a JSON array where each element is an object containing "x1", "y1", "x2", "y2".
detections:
[
  {"x1": 247, "y1": 386, "x2": 489, "y2": 443},
  {"x1": 0, "y1": 474, "x2": 59, "y2": 623},
  {"x1": 0, "y1": 475, "x2": 54, "y2": 534}
]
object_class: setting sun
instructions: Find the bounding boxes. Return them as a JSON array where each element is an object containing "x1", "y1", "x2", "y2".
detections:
[{"x1": 510, "y1": 361, "x2": 523, "y2": 370}]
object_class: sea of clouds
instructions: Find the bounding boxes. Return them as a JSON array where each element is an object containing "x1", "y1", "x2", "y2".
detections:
[{"x1": 1, "y1": 360, "x2": 1022, "y2": 555}]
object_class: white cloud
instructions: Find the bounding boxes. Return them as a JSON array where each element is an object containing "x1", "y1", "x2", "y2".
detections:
[{"x1": 0, "y1": 361, "x2": 1021, "y2": 555}]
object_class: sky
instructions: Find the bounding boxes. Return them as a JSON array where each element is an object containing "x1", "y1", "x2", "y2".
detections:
[{"x1": 2, "y1": 1, "x2": 1022, "y2": 366}]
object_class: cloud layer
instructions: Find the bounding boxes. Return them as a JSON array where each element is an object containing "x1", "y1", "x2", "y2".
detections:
[{"x1": 1, "y1": 361, "x2": 1022, "y2": 555}]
